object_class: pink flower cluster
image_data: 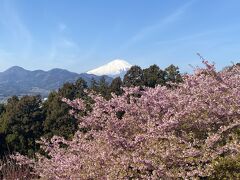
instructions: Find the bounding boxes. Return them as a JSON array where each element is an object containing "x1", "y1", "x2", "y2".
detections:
[{"x1": 15, "y1": 62, "x2": 240, "y2": 179}]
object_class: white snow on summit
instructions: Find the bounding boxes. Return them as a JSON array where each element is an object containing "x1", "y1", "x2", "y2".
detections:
[{"x1": 87, "y1": 59, "x2": 132, "y2": 77}]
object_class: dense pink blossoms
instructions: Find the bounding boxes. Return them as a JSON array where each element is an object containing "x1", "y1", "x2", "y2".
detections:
[{"x1": 15, "y1": 62, "x2": 240, "y2": 179}]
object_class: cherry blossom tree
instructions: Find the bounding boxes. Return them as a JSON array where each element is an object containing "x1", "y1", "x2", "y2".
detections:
[{"x1": 13, "y1": 61, "x2": 240, "y2": 179}]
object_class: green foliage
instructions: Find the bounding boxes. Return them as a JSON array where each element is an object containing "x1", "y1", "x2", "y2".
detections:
[
  {"x1": 58, "y1": 78, "x2": 88, "y2": 100},
  {"x1": 123, "y1": 64, "x2": 183, "y2": 88},
  {"x1": 75, "y1": 78, "x2": 88, "y2": 98},
  {"x1": 43, "y1": 78, "x2": 90, "y2": 139},
  {"x1": 164, "y1": 64, "x2": 183, "y2": 86},
  {"x1": 0, "y1": 78, "x2": 92, "y2": 158},
  {"x1": 90, "y1": 78, "x2": 98, "y2": 92},
  {"x1": 89, "y1": 77, "x2": 112, "y2": 99},
  {"x1": 0, "y1": 104, "x2": 5, "y2": 116},
  {"x1": 43, "y1": 92, "x2": 78, "y2": 140},
  {"x1": 143, "y1": 64, "x2": 166, "y2": 87},
  {"x1": 0, "y1": 96, "x2": 45, "y2": 157},
  {"x1": 98, "y1": 77, "x2": 111, "y2": 99},
  {"x1": 210, "y1": 154, "x2": 240, "y2": 179},
  {"x1": 123, "y1": 65, "x2": 144, "y2": 87},
  {"x1": 58, "y1": 82, "x2": 76, "y2": 100},
  {"x1": 110, "y1": 77, "x2": 123, "y2": 96}
]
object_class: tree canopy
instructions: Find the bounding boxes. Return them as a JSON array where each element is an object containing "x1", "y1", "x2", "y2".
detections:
[{"x1": 0, "y1": 96, "x2": 44, "y2": 156}]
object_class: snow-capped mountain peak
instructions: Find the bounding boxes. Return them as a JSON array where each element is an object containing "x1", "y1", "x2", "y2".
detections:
[{"x1": 87, "y1": 59, "x2": 132, "y2": 77}]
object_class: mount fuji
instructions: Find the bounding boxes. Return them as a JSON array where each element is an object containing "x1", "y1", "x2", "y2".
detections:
[{"x1": 87, "y1": 59, "x2": 132, "y2": 78}]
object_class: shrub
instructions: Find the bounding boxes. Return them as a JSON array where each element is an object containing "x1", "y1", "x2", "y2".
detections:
[
  {"x1": 210, "y1": 154, "x2": 240, "y2": 179},
  {"x1": 0, "y1": 157, "x2": 33, "y2": 180}
]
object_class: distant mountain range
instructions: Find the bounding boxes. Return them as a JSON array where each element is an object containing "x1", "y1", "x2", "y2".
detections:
[
  {"x1": 0, "y1": 66, "x2": 112, "y2": 102},
  {"x1": 87, "y1": 59, "x2": 132, "y2": 78},
  {"x1": 0, "y1": 59, "x2": 133, "y2": 102}
]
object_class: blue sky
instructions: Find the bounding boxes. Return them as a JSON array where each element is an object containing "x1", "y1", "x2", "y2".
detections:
[{"x1": 0, "y1": 0, "x2": 240, "y2": 73}]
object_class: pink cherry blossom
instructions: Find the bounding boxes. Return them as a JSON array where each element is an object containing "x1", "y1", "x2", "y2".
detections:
[{"x1": 13, "y1": 62, "x2": 240, "y2": 179}]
